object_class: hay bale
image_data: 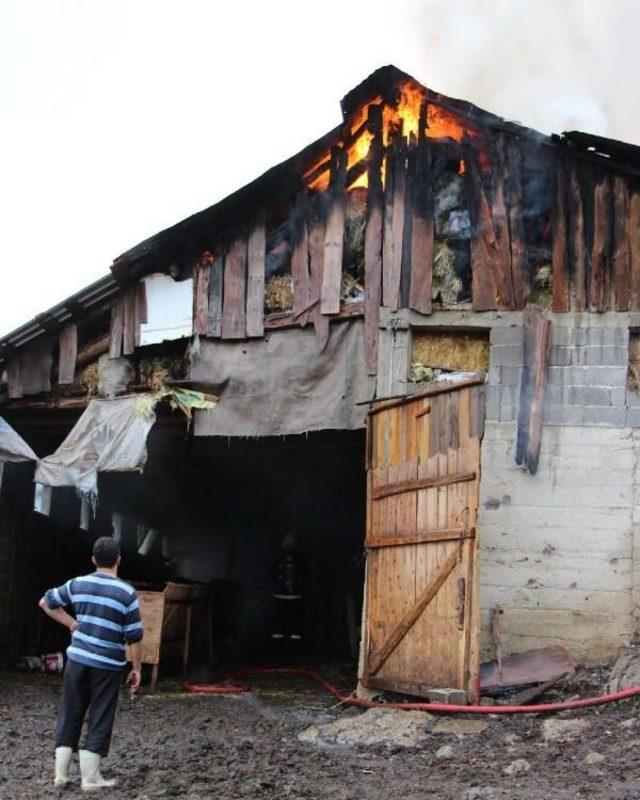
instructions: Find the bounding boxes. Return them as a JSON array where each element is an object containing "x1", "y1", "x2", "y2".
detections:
[
  {"x1": 433, "y1": 242, "x2": 463, "y2": 305},
  {"x1": 79, "y1": 363, "x2": 99, "y2": 396},
  {"x1": 265, "y1": 274, "x2": 293, "y2": 312},
  {"x1": 412, "y1": 331, "x2": 489, "y2": 373}
]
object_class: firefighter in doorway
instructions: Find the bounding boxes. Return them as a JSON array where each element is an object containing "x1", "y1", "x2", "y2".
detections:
[{"x1": 272, "y1": 533, "x2": 305, "y2": 653}]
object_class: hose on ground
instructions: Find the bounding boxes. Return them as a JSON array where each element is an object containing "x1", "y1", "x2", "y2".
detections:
[{"x1": 183, "y1": 666, "x2": 640, "y2": 714}]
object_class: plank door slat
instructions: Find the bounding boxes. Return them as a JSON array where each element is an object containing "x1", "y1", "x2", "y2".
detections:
[
  {"x1": 58, "y1": 323, "x2": 78, "y2": 385},
  {"x1": 221, "y1": 237, "x2": 247, "y2": 339},
  {"x1": 246, "y1": 216, "x2": 266, "y2": 337}
]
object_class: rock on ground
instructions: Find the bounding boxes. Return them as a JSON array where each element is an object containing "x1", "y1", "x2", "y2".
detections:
[
  {"x1": 432, "y1": 718, "x2": 489, "y2": 737},
  {"x1": 435, "y1": 744, "x2": 455, "y2": 759},
  {"x1": 503, "y1": 758, "x2": 531, "y2": 776},
  {"x1": 608, "y1": 645, "x2": 640, "y2": 692},
  {"x1": 541, "y1": 717, "x2": 590, "y2": 742},
  {"x1": 584, "y1": 751, "x2": 606, "y2": 765},
  {"x1": 298, "y1": 707, "x2": 432, "y2": 748}
]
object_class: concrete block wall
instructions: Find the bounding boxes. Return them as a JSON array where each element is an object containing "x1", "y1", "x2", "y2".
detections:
[{"x1": 481, "y1": 314, "x2": 639, "y2": 666}]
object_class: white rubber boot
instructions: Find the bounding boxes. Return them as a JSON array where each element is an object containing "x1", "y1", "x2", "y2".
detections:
[
  {"x1": 54, "y1": 746, "x2": 73, "y2": 786},
  {"x1": 79, "y1": 750, "x2": 117, "y2": 791}
]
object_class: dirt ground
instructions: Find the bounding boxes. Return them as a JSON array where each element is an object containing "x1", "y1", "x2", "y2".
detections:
[{"x1": 2, "y1": 668, "x2": 640, "y2": 800}]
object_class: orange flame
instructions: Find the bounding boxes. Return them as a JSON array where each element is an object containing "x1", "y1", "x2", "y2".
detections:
[{"x1": 305, "y1": 82, "x2": 474, "y2": 193}]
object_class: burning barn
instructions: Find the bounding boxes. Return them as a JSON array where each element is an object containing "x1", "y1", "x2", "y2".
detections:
[{"x1": 1, "y1": 65, "x2": 640, "y2": 701}]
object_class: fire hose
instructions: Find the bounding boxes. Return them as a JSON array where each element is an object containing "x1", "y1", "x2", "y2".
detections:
[{"x1": 183, "y1": 666, "x2": 640, "y2": 714}]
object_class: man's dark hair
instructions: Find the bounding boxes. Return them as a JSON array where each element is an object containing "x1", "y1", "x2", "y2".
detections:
[{"x1": 93, "y1": 536, "x2": 121, "y2": 568}]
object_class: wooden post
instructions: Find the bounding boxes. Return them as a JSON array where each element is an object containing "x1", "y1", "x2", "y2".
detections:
[
  {"x1": 382, "y1": 124, "x2": 406, "y2": 311},
  {"x1": 320, "y1": 145, "x2": 347, "y2": 314},
  {"x1": 221, "y1": 237, "x2": 247, "y2": 339},
  {"x1": 589, "y1": 173, "x2": 611, "y2": 313},
  {"x1": 58, "y1": 323, "x2": 77, "y2": 385},
  {"x1": 611, "y1": 176, "x2": 631, "y2": 312},
  {"x1": 364, "y1": 103, "x2": 384, "y2": 376},
  {"x1": 182, "y1": 603, "x2": 193, "y2": 678},
  {"x1": 123, "y1": 285, "x2": 137, "y2": 355},
  {"x1": 246, "y1": 214, "x2": 266, "y2": 337},
  {"x1": 408, "y1": 99, "x2": 434, "y2": 315},
  {"x1": 552, "y1": 156, "x2": 569, "y2": 312}
]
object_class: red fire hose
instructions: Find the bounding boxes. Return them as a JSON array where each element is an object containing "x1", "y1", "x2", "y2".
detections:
[{"x1": 183, "y1": 666, "x2": 640, "y2": 714}]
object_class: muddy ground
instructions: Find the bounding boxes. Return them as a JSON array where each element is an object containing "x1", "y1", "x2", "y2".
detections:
[{"x1": 1, "y1": 668, "x2": 640, "y2": 800}]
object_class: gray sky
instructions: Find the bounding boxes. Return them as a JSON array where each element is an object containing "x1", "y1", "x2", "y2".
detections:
[{"x1": 1, "y1": 0, "x2": 637, "y2": 336}]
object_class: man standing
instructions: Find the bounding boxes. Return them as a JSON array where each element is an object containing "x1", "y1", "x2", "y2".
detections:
[{"x1": 39, "y1": 536, "x2": 143, "y2": 790}]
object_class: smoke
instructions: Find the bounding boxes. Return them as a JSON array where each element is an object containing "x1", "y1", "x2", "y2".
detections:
[{"x1": 414, "y1": 0, "x2": 640, "y2": 143}]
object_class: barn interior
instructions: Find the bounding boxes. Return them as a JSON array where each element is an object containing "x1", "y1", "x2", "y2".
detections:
[{"x1": 2, "y1": 413, "x2": 367, "y2": 679}]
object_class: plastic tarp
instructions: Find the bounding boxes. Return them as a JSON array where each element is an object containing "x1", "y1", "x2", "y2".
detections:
[
  {"x1": 34, "y1": 396, "x2": 156, "y2": 499},
  {"x1": 0, "y1": 417, "x2": 37, "y2": 462}
]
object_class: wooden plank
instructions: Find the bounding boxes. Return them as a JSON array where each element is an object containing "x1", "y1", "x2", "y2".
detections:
[
  {"x1": 568, "y1": 164, "x2": 586, "y2": 311},
  {"x1": 552, "y1": 156, "x2": 569, "y2": 312},
  {"x1": 123, "y1": 286, "x2": 137, "y2": 355},
  {"x1": 630, "y1": 192, "x2": 640, "y2": 311},
  {"x1": 400, "y1": 134, "x2": 416, "y2": 308},
  {"x1": 368, "y1": 549, "x2": 458, "y2": 676},
  {"x1": 589, "y1": 174, "x2": 611, "y2": 313},
  {"x1": 193, "y1": 256, "x2": 211, "y2": 336},
  {"x1": 221, "y1": 237, "x2": 247, "y2": 339},
  {"x1": 320, "y1": 146, "x2": 347, "y2": 314},
  {"x1": 611, "y1": 176, "x2": 631, "y2": 312},
  {"x1": 465, "y1": 142, "x2": 498, "y2": 311},
  {"x1": 366, "y1": 527, "x2": 475, "y2": 548},
  {"x1": 76, "y1": 334, "x2": 110, "y2": 368},
  {"x1": 372, "y1": 470, "x2": 477, "y2": 501},
  {"x1": 246, "y1": 216, "x2": 266, "y2": 337},
  {"x1": 506, "y1": 138, "x2": 528, "y2": 309},
  {"x1": 207, "y1": 254, "x2": 224, "y2": 337},
  {"x1": 516, "y1": 308, "x2": 552, "y2": 474},
  {"x1": 409, "y1": 100, "x2": 433, "y2": 314},
  {"x1": 109, "y1": 297, "x2": 124, "y2": 358},
  {"x1": 291, "y1": 200, "x2": 311, "y2": 326},
  {"x1": 6, "y1": 357, "x2": 23, "y2": 399},
  {"x1": 490, "y1": 136, "x2": 515, "y2": 309},
  {"x1": 307, "y1": 206, "x2": 330, "y2": 350},
  {"x1": 382, "y1": 132, "x2": 397, "y2": 309},
  {"x1": 383, "y1": 132, "x2": 406, "y2": 311},
  {"x1": 57, "y1": 323, "x2": 77, "y2": 385},
  {"x1": 364, "y1": 104, "x2": 384, "y2": 375}
]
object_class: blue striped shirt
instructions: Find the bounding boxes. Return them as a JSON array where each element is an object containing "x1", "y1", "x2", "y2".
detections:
[{"x1": 42, "y1": 572, "x2": 143, "y2": 671}]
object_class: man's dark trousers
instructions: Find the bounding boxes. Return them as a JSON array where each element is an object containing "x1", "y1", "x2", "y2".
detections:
[{"x1": 55, "y1": 660, "x2": 123, "y2": 756}]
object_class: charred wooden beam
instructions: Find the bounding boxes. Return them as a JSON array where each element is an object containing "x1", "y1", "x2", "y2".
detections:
[
  {"x1": 320, "y1": 145, "x2": 347, "y2": 314},
  {"x1": 246, "y1": 215, "x2": 266, "y2": 337},
  {"x1": 383, "y1": 125, "x2": 406, "y2": 311},
  {"x1": 490, "y1": 136, "x2": 515, "y2": 309},
  {"x1": 364, "y1": 103, "x2": 384, "y2": 375},
  {"x1": 551, "y1": 155, "x2": 569, "y2": 312},
  {"x1": 464, "y1": 139, "x2": 498, "y2": 311},
  {"x1": 611, "y1": 176, "x2": 631, "y2": 312},
  {"x1": 76, "y1": 334, "x2": 110, "y2": 368},
  {"x1": 505, "y1": 138, "x2": 528, "y2": 309},
  {"x1": 516, "y1": 307, "x2": 552, "y2": 475},
  {"x1": 291, "y1": 196, "x2": 311, "y2": 326},
  {"x1": 400, "y1": 133, "x2": 416, "y2": 308},
  {"x1": 307, "y1": 198, "x2": 330, "y2": 351},
  {"x1": 408, "y1": 99, "x2": 434, "y2": 315},
  {"x1": 589, "y1": 173, "x2": 611, "y2": 313},
  {"x1": 221, "y1": 237, "x2": 248, "y2": 339}
]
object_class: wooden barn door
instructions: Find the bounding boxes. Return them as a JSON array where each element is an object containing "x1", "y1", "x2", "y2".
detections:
[{"x1": 362, "y1": 378, "x2": 485, "y2": 700}]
